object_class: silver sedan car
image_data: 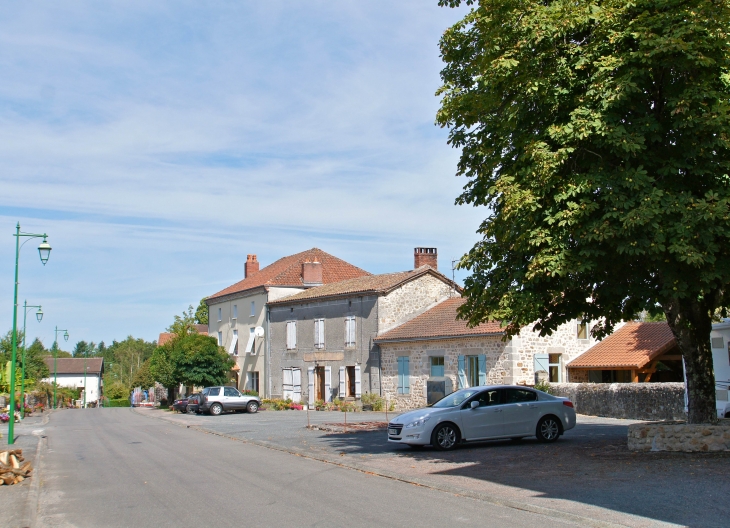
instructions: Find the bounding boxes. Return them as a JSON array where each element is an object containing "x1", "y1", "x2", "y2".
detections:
[{"x1": 387, "y1": 385, "x2": 576, "y2": 450}]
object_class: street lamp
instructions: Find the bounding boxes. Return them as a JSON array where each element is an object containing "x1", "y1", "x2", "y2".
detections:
[
  {"x1": 8, "y1": 223, "x2": 51, "y2": 445},
  {"x1": 53, "y1": 326, "x2": 69, "y2": 409},
  {"x1": 20, "y1": 301, "x2": 43, "y2": 419}
]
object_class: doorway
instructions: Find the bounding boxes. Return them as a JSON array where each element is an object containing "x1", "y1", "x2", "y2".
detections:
[{"x1": 315, "y1": 366, "x2": 325, "y2": 401}]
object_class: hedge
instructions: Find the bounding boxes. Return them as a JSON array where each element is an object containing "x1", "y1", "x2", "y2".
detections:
[{"x1": 106, "y1": 398, "x2": 131, "y2": 408}]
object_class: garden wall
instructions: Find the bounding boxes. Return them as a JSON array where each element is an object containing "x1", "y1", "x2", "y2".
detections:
[{"x1": 547, "y1": 382, "x2": 685, "y2": 421}]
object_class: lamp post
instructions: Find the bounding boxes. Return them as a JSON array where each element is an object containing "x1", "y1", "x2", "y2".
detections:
[
  {"x1": 20, "y1": 301, "x2": 43, "y2": 419},
  {"x1": 8, "y1": 223, "x2": 51, "y2": 445},
  {"x1": 53, "y1": 327, "x2": 69, "y2": 409}
]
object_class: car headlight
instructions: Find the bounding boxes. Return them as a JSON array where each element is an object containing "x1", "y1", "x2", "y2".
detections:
[{"x1": 405, "y1": 416, "x2": 431, "y2": 429}]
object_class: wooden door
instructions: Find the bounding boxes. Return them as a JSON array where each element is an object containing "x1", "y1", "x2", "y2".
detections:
[{"x1": 315, "y1": 366, "x2": 325, "y2": 401}]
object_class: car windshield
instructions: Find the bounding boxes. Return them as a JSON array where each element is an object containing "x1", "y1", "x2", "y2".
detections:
[{"x1": 431, "y1": 389, "x2": 481, "y2": 408}]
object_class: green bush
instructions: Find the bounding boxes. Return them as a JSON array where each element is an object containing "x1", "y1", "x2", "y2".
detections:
[
  {"x1": 534, "y1": 380, "x2": 553, "y2": 394},
  {"x1": 361, "y1": 392, "x2": 385, "y2": 411},
  {"x1": 106, "y1": 398, "x2": 130, "y2": 408},
  {"x1": 242, "y1": 390, "x2": 258, "y2": 396}
]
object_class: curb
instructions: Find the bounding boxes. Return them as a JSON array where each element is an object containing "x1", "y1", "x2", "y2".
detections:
[{"x1": 133, "y1": 407, "x2": 629, "y2": 528}]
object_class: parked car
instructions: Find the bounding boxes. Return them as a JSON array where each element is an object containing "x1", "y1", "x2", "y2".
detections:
[
  {"x1": 199, "y1": 386, "x2": 261, "y2": 416},
  {"x1": 387, "y1": 385, "x2": 576, "y2": 450},
  {"x1": 186, "y1": 393, "x2": 202, "y2": 414},
  {"x1": 172, "y1": 395, "x2": 190, "y2": 413}
]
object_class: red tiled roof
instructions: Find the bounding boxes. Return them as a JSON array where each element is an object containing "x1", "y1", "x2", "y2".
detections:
[
  {"x1": 374, "y1": 297, "x2": 504, "y2": 342},
  {"x1": 568, "y1": 322, "x2": 677, "y2": 369},
  {"x1": 42, "y1": 357, "x2": 104, "y2": 375},
  {"x1": 268, "y1": 266, "x2": 458, "y2": 305},
  {"x1": 207, "y1": 248, "x2": 370, "y2": 301}
]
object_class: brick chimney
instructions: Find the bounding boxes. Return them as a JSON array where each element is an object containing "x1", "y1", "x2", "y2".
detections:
[
  {"x1": 414, "y1": 247, "x2": 437, "y2": 270},
  {"x1": 245, "y1": 254, "x2": 259, "y2": 278},
  {"x1": 302, "y1": 259, "x2": 323, "y2": 286}
]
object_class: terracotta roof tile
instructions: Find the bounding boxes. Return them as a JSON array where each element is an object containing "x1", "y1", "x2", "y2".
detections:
[
  {"x1": 43, "y1": 357, "x2": 104, "y2": 375},
  {"x1": 207, "y1": 248, "x2": 370, "y2": 301},
  {"x1": 374, "y1": 297, "x2": 504, "y2": 341},
  {"x1": 568, "y1": 322, "x2": 677, "y2": 369},
  {"x1": 268, "y1": 266, "x2": 457, "y2": 305}
]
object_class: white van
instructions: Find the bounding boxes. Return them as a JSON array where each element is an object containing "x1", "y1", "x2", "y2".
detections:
[{"x1": 710, "y1": 321, "x2": 730, "y2": 418}]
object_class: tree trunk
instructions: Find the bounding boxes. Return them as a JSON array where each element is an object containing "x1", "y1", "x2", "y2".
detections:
[{"x1": 664, "y1": 297, "x2": 717, "y2": 424}]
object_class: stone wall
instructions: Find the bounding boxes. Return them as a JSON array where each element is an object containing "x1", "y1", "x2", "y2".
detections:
[
  {"x1": 548, "y1": 382, "x2": 686, "y2": 421},
  {"x1": 377, "y1": 274, "x2": 454, "y2": 334},
  {"x1": 628, "y1": 421, "x2": 730, "y2": 452}
]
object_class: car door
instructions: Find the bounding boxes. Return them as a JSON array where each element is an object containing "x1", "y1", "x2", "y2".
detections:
[
  {"x1": 459, "y1": 389, "x2": 505, "y2": 440},
  {"x1": 502, "y1": 388, "x2": 540, "y2": 436},
  {"x1": 223, "y1": 386, "x2": 241, "y2": 410}
]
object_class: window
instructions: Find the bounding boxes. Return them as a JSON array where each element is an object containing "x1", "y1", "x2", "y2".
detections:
[
  {"x1": 314, "y1": 319, "x2": 325, "y2": 349},
  {"x1": 549, "y1": 354, "x2": 561, "y2": 382},
  {"x1": 224, "y1": 386, "x2": 238, "y2": 397},
  {"x1": 345, "y1": 316, "x2": 356, "y2": 347},
  {"x1": 286, "y1": 321, "x2": 297, "y2": 350},
  {"x1": 217, "y1": 331, "x2": 223, "y2": 346},
  {"x1": 397, "y1": 356, "x2": 410, "y2": 394},
  {"x1": 577, "y1": 322, "x2": 588, "y2": 339},
  {"x1": 246, "y1": 327, "x2": 256, "y2": 354},
  {"x1": 207, "y1": 387, "x2": 220, "y2": 396},
  {"x1": 218, "y1": 307, "x2": 222, "y2": 322},
  {"x1": 458, "y1": 355, "x2": 486, "y2": 388},
  {"x1": 472, "y1": 389, "x2": 501, "y2": 407},
  {"x1": 430, "y1": 356, "x2": 444, "y2": 377},
  {"x1": 505, "y1": 389, "x2": 537, "y2": 403},
  {"x1": 232, "y1": 329, "x2": 238, "y2": 355},
  {"x1": 250, "y1": 301, "x2": 255, "y2": 317},
  {"x1": 711, "y1": 337, "x2": 724, "y2": 349},
  {"x1": 249, "y1": 371, "x2": 260, "y2": 393},
  {"x1": 233, "y1": 305, "x2": 238, "y2": 319},
  {"x1": 346, "y1": 366, "x2": 356, "y2": 397}
]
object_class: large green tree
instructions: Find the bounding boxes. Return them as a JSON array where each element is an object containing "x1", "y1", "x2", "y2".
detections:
[
  {"x1": 195, "y1": 298, "x2": 209, "y2": 326},
  {"x1": 437, "y1": 0, "x2": 730, "y2": 423}
]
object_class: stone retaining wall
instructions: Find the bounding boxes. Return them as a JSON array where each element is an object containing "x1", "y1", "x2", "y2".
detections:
[
  {"x1": 628, "y1": 421, "x2": 730, "y2": 452},
  {"x1": 547, "y1": 382, "x2": 686, "y2": 421}
]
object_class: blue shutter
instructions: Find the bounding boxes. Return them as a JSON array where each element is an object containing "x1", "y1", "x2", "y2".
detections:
[
  {"x1": 457, "y1": 355, "x2": 467, "y2": 388},
  {"x1": 397, "y1": 357, "x2": 403, "y2": 394},
  {"x1": 478, "y1": 354, "x2": 487, "y2": 386},
  {"x1": 403, "y1": 356, "x2": 411, "y2": 394}
]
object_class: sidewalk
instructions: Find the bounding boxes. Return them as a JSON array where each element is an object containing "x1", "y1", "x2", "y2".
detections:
[
  {"x1": 135, "y1": 407, "x2": 727, "y2": 528},
  {"x1": 0, "y1": 411, "x2": 50, "y2": 527}
]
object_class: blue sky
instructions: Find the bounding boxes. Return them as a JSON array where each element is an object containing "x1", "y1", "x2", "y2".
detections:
[{"x1": 0, "y1": 1, "x2": 483, "y2": 346}]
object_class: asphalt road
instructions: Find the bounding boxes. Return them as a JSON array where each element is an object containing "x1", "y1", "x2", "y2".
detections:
[{"x1": 33, "y1": 409, "x2": 580, "y2": 527}]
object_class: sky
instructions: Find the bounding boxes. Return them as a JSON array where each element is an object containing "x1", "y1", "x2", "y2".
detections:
[{"x1": 0, "y1": 1, "x2": 484, "y2": 347}]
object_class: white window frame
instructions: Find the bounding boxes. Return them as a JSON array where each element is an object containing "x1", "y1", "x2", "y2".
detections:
[
  {"x1": 286, "y1": 320, "x2": 297, "y2": 350},
  {"x1": 250, "y1": 301, "x2": 255, "y2": 317},
  {"x1": 217, "y1": 331, "x2": 223, "y2": 346},
  {"x1": 314, "y1": 319, "x2": 325, "y2": 349},
  {"x1": 218, "y1": 307, "x2": 222, "y2": 322},
  {"x1": 344, "y1": 316, "x2": 356, "y2": 347},
  {"x1": 232, "y1": 304, "x2": 237, "y2": 319},
  {"x1": 231, "y1": 329, "x2": 238, "y2": 355}
]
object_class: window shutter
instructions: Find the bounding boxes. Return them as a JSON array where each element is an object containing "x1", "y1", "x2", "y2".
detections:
[
  {"x1": 403, "y1": 356, "x2": 411, "y2": 394},
  {"x1": 478, "y1": 354, "x2": 487, "y2": 386},
  {"x1": 282, "y1": 368, "x2": 293, "y2": 400},
  {"x1": 354, "y1": 365, "x2": 361, "y2": 398},
  {"x1": 397, "y1": 357, "x2": 404, "y2": 394},
  {"x1": 348, "y1": 317, "x2": 356, "y2": 346},
  {"x1": 457, "y1": 355, "x2": 467, "y2": 389},
  {"x1": 292, "y1": 368, "x2": 302, "y2": 403},
  {"x1": 534, "y1": 354, "x2": 549, "y2": 375},
  {"x1": 339, "y1": 366, "x2": 346, "y2": 397},
  {"x1": 314, "y1": 320, "x2": 320, "y2": 348},
  {"x1": 307, "y1": 367, "x2": 315, "y2": 405},
  {"x1": 344, "y1": 318, "x2": 349, "y2": 346},
  {"x1": 324, "y1": 366, "x2": 332, "y2": 402}
]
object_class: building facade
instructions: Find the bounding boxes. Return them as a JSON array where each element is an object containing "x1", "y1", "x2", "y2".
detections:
[
  {"x1": 206, "y1": 249, "x2": 370, "y2": 397},
  {"x1": 42, "y1": 357, "x2": 104, "y2": 406},
  {"x1": 375, "y1": 298, "x2": 599, "y2": 410},
  {"x1": 268, "y1": 249, "x2": 458, "y2": 404}
]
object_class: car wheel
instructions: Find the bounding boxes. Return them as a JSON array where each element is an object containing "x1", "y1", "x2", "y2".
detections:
[
  {"x1": 210, "y1": 403, "x2": 223, "y2": 416},
  {"x1": 246, "y1": 401, "x2": 259, "y2": 414},
  {"x1": 431, "y1": 423, "x2": 459, "y2": 451},
  {"x1": 536, "y1": 416, "x2": 561, "y2": 442}
]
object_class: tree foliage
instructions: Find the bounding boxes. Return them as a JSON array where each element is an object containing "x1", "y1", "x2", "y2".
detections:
[
  {"x1": 130, "y1": 358, "x2": 155, "y2": 389},
  {"x1": 167, "y1": 305, "x2": 200, "y2": 338},
  {"x1": 195, "y1": 298, "x2": 209, "y2": 326},
  {"x1": 437, "y1": 0, "x2": 730, "y2": 423}
]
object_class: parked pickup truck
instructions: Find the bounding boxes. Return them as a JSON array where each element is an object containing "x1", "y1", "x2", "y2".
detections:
[{"x1": 199, "y1": 386, "x2": 261, "y2": 416}]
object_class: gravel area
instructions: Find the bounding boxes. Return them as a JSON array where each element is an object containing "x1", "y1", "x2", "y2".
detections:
[{"x1": 138, "y1": 408, "x2": 730, "y2": 528}]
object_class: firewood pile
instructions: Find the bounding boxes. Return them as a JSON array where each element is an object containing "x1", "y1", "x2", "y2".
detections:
[{"x1": 0, "y1": 449, "x2": 32, "y2": 485}]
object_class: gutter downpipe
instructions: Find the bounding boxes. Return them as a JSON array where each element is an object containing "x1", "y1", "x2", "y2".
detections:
[{"x1": 266, "y1": 303, "x2": 271, "y2": 399}]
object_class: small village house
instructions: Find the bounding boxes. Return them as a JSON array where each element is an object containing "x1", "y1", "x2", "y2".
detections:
[{"x1": 42, "y1": 357, "x2": 104, "y2": 406}]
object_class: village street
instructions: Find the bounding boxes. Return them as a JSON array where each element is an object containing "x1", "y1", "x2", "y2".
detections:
[{"x1": 1, "y1": 408, "x2": 728, "y2": 527}]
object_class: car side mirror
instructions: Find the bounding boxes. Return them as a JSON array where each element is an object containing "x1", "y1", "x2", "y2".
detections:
[{"x1": 470, "y1": 401, "x2": 479, "y2": 409}]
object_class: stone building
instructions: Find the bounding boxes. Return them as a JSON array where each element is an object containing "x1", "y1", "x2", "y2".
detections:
[
  {"x1": 267, "y1": 248, "x2": 458, "y2": 404},
  {"x1": 205, "y1": 248, "x2": 370, "y2": 397},
  {"x1": 375, "y1": 297, "x2": 599, "y2": 411}
]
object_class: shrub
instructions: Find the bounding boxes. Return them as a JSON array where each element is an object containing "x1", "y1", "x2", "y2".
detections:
[
  {"x1": 106, "y1": 398, "x2": 130, "y2": 408},
  {"x1": 242, "y1": 390, "x2": 258, "y2": 396},
  {"x1": 534, "y1": 380, "x2": 554, "y2": 394},
  {"x1": 262, "y1": 398, "x2": 296, "y2": 411},
  {"x1": 361, "y1": 392, "x2": 385, "y2": 411}
]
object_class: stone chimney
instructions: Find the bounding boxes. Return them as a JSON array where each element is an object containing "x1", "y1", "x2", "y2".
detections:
[
  {"x1": 414, "y1": 247, "x2": 437, "y2": 270},
  {"x1": 302, "y1": 259, "x2": 323, "y2": 286},
  {"x1": 245, "y1": 254, "x2": 259, "y2": 278}
]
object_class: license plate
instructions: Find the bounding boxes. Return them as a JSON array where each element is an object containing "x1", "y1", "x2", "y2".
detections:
[{"x1": 388, "y1": 428, "x2": 398, "y2": 436}]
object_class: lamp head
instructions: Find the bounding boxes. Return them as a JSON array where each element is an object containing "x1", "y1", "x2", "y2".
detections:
[
  {"x1": 36, "y1": 307, "x2": 43, "y2": 323},
  {"x1": 63, "y1": 331, "x2": 69, "y2": 342},
  {"x1": 38, "y1": 237, "x2": 51, "y2": 265}
]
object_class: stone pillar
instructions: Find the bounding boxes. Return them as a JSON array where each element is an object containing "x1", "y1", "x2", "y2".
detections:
[{"x1": 502, "y1": 337, "x2": 521, "y2": 384}]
